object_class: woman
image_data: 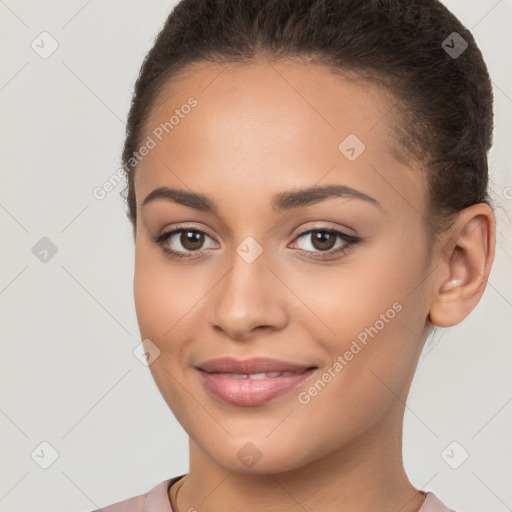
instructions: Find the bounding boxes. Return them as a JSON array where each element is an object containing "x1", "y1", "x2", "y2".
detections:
[{"x1": 93, "y1": 0, "x2": 496, "y2": 510}]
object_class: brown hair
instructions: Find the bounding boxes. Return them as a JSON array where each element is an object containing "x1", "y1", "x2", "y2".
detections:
[{"x1": 120, "y1": 0, "x2": 494, "y2": 234}]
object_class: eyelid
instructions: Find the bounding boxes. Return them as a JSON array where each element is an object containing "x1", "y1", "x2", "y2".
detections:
[
  {"x1": 292, "y1": 221, "x2": 357, "y2": 238},
  {"x1": 155, "y1": 222, "x2": 217, "y2": 241}
]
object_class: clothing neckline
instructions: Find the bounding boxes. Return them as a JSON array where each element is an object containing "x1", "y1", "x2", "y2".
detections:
[{"x1": 151, "y1": 475, "x2": 451, "y2": 512}]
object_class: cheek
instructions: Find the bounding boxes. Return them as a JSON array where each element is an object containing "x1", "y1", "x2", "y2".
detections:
[
  {"x1": 133, "y1": 246, "x2": 195, "y2": 415},
  {"x1": 284, "y1": 235, "x2": 428, "y2": 345},
  {"x1": 286, "y1": 286, "x2": 428, "y2": 458},
  {"x1": 133, "y1": 242, "x2": 200, "y2": 340},
  {"x1": 133, "y1": 242, "x2": 154, "y2": 328},
  {"x1": 132, "y1": 243, "x2": 214, "y2": 409},
  {"x1": 133, "y1": 258, "x2": 165, "y2": 340},
  {"x1": 288, "y1": 227, "x2": 431, "y2": 395}
]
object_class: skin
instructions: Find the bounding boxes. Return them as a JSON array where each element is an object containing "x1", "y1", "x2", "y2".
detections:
[{"x1": 131, "y1": 58, "x2": 495, "y2": 512}]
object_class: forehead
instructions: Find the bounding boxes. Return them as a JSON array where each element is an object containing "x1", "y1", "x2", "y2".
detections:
[
  {"x1": 135, "y1": 59, "x2": 424, "y2": 216},
  {"x1": 143, "y1": 58, "x2": 396, "y2": 156}
]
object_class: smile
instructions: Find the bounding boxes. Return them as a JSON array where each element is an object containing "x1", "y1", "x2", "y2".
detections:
[{"x1": 196, "y1": 367, "x2": 318, "y2": 406}]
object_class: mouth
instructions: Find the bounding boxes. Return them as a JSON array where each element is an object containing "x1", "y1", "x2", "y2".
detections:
[
  {"x1": 205, "y1": 370, "x2": 312, "y2": 379},
  {"x1": 195, "y1": 356, "x2": 316, "y2": 374},
  {"x1": 195, "y1": 357, "x2": 318, "y2": 406}
]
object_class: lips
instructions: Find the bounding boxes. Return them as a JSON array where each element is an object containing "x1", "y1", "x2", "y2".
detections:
[
  {"x1": 195, "y1": 357, "x2": 318, "y2": 406},
  {"x1": 196, "y1": 356, "x2": 315, "y2": 374}
]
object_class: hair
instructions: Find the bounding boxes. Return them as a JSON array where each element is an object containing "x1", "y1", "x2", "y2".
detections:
[{"x1": 120, "y1": 0, "x2": 494, "y2": 236}]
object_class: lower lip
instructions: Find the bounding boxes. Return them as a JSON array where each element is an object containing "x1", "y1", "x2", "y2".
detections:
[{"x1": 196, "y1": 368, "x2": 317, "y2": 406}]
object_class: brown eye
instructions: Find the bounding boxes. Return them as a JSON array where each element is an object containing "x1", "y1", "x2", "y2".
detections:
[
  {"x1": 295, "y1": 229, "x2": 344, "y2": 252},
  {"x1": 291, "y1": 227, "x2": 360, "y2": 260},
  {"x1": 180, "y1": 230, "x2": 205, "y2": 251},
  {"x1": 310, "y1": 231, "x2": 337, "y2": 251},
  {"x1": 155, "y1": 227, "x2": 218, "y2": 258}
]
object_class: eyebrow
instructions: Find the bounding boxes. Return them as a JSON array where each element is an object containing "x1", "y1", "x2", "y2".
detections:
[{"x1": 141, "y1": 184, "x2": 382, "y2": 214}]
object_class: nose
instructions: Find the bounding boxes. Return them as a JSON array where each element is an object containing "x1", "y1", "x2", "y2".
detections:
[{"x1": 209, "y1": 248, "x2": 288, "y2": 341}]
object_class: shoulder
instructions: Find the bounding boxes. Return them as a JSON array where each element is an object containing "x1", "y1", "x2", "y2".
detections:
[
  {"x1": 89, "y1": 475, "x2": 185, "y2": 512},
  {"x1": 421, "y1": 491, "x2": 458, "y2": 512}
]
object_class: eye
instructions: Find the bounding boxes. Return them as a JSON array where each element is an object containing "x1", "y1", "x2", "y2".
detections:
[
  {"x1": 290, "y1": 227, "x2": 360, "y2": 259},
  {"x1": 154, "y1": 226, "x2": 218, "y2": 259},
  {"x1": 153, "y1": 225, "x2": 360, "y2": 261}
]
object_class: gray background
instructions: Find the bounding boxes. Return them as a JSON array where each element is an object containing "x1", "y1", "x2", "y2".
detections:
[{"x1": 0, "y1": 1, "x2": 511, "y2": 511}]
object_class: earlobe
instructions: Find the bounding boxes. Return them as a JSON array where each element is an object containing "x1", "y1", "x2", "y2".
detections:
[{"x1": 428, "y1": 204, "x2": 495, "y2": 328}]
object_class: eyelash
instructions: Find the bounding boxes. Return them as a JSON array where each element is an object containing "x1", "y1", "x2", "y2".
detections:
[{"x1": 153, "y1": 225, "x2": 361, "y2": 261}]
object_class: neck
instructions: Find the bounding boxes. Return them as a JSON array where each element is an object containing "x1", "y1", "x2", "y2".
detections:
[{"x1": 172, "y1": 402, "x2": 425, "y2": 512}]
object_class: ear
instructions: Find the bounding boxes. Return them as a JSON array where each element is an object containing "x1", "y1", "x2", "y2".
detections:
[{"x1": 429, "y1": 204, "x2": 496, "y2": 328}]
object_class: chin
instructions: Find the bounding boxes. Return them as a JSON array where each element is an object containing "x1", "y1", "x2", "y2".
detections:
[{"x1": 201, "y1": 437, "x2": 316, "y2": 475}]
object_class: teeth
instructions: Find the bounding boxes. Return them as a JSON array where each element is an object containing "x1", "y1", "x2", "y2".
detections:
[
  {"x1": 266, "y1": 371, "x2": 284, "y2": 377},
  {"x1": 215, "y1": 370, "x2": 302, "y2": 379},
  {"x1": 247, "y1": 372, "x2": 269, "y2": 380}
]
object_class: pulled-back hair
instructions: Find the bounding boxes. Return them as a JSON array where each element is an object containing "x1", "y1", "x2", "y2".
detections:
[{"x1": 121, "y1": 0, "x2": 494, "y2": 234}]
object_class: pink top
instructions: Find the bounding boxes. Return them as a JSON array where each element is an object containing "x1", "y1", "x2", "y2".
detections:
[{"x1": 91, "y1": 475, "x2": 457, "y2": 512}]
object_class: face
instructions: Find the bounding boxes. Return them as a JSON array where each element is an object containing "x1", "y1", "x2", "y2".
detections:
[{"x1": 132, "y1": 58, "x2": 434, "y2": 473}]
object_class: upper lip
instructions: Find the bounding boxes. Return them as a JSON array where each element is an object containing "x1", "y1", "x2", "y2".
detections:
[{"x1": 196, "y1": 357, "x2": 316, "y2": 374}]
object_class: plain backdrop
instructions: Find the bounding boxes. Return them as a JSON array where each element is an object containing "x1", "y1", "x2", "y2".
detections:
[{"x1": 0, "y1": 1, "x2": 511, "y2": 511}]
